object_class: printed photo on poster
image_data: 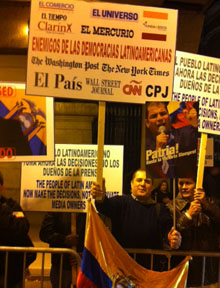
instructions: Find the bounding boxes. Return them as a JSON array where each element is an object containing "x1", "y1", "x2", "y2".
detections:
[
  {"x1": 145, "y1": 101, "x2": 199, "y2": 178},
  {"x1": 0, "y1": 83, "x2": 54, "y2": 162}
]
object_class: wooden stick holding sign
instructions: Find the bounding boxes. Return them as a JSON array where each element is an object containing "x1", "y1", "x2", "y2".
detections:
[
  {"x1": 96, "y1": 101, "x2": 106, "y2": 193},
  {"x1": 172, "y1": 178, "x2": 176, "y2": 230},
  {"x1": 196, "y1": 133, "x2": 208, "y2": 189},
  {"x1": 196, "y1": 133, "x2": 208, "y2": 228},
  {"x1": 97, "y1": 101, "x2": 113, "y2": 232}
]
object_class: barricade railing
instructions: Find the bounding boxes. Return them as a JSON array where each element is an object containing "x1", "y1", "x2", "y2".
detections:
[
  {"x1": 0, "y1": 246, "x2": 219, "y2": 288},
  {"x1": 0, "y1": 246, "x2": 81, "y2": 288},
  {"x1": 126, "y1": 248, "x2": 220, "y2": 288}
]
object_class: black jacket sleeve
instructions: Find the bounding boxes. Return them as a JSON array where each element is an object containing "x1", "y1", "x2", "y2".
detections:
[
  {"x1": 202, "y1": 198, "x2": 220, "y2": 222},
  {"x1": 39, "y1": 212, "x2": 68, "y2": 248},
  {"x1": 0, "y1": 197, "x2": 29, "y2": 243}
]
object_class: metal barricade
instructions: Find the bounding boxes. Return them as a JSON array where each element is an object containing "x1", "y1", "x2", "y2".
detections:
[
  {"x1": 126, "y1": 248, "x2": 220, "y2": 288},
  {"x1": 0, "y1": 246, "x2": 220, "y2": 288},
  {"x1": 0, "y1": 246, "x2": 81, "y2": 288}
]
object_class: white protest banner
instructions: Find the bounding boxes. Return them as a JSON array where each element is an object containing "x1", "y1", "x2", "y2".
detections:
[
  {"x1": 0, "y1": 82, "x2": 54, "y2": 162},
  {"x1": 173, "y1": 50, "x2": 220, "y2": 135},
  {"x1": 20, "y1": 144, "x2": 123, "y2": 212},
  {"x1": 26, "y1": 0, "x2": 178, "y2": 103}
]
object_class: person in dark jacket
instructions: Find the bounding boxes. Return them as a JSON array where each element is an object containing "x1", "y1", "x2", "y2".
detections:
[
  {"x1": 39, "y1": 212, "x2": 85, "y2": 288},
  {"x1": 0, "y1": 171, "x2": 35, "y2": 288},
  {"x1": 91, "y1": 169, "x2": 182, "y2": 270},
  {"x1": 151, "y1": 179, "x2": 171, "y2": 204},
  {"x1": 168, "y1": 178, "x2": 220, "y2": 287}
]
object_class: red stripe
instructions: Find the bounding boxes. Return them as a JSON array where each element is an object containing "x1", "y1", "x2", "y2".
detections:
[
  {"x1": 142, "y1": 33, "x2": 166, "y2": 41},
  {"x1": 77, "y1": 269, "x2": 98, "y2": 288},
  {"x1": 143, "y1": 11, "x2": 168, "y2": 20}
]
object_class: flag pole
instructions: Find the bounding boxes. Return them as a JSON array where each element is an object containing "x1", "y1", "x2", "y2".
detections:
[
  {"x1": 172, "y1": 178, "x2": 176, "y2": 230},
  {"x1": 195, "y1": 133, "x2": 207, "y2": 228}
]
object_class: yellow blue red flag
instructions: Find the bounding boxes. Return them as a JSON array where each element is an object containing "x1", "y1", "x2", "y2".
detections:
[{"x1": 77, "y1": 201, "x2": 190, "y2": 288}]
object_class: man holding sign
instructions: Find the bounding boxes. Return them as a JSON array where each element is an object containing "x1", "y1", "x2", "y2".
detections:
[
  {"x1": 91, "y1": 169, "x2": 182, "y2": 270},
  {"x1": 168, "y1": 178, "x2": 220, "y2": 287}
]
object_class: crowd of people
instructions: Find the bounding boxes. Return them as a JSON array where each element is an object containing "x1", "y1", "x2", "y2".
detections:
[
  {"x1": 0, "y1": 172, "x2": 36, "y2": 288},
  {"x1": 1, "y1": 167, "x2": 220, "y2": 288},
  {"x1": 0, "y1": 103, "x2": 219, "y2": 288}
]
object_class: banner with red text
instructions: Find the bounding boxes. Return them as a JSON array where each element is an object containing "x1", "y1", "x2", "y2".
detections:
[
  {"x1": 26, "y1": 0, "x2": 178, "y2": 103},
  {"x1": 0, "y1": 82, "x2": 54, "y2": 162}
]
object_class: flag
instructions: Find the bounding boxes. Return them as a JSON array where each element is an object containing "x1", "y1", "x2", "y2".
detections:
[
  {"x1": 169, "y1": 101, "x2": 198, "y2": 129},
  {"x1": 142, "y1": 10, "x2": 168, "y2": 42},
  {"x1": 77, "y1": 201, "x2": 190, "y2": 288}
]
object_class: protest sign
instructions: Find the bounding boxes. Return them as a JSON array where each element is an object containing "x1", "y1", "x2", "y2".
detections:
[
  {"x1": 145, "y1": 101, "x2": 198, "y2": 178},
  {"x1": 173, "y1": 50, "x2": 220, "y2": 136},
  {"x1": 0, "y1": 82, "x2": 54, "y2": 162},
  {"x1": 26, "y1": 0, "x2": 178, "y2": 102},
  {"x1": 20, "y1": 144, "x2": 123, "y2": 212}
]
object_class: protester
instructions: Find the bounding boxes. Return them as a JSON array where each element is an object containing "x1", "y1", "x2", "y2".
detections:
[
  {"x1": 39, "y1": 212, "x2": 85, "y2": 288},
  {"x1": 145, "y1": 102, "x2": 198, "y2": 178},
  {"x1": 151, "y1": 179, "x2": 171, "y2": 204},
  {"x1": 0, "y1": 171, "x2": 36, "y2": 288},
  {"x1": 168, "y1": 178, "x2": 220, "y2": 287},
  {"x1": 91, "y1": 169, "x2": 182, "y2": 270}
]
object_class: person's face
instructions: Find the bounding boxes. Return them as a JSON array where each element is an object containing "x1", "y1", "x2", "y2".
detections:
[
  {"x1": 131, "y1": 170, "x2": 152, "y2": 201},
  {"x1": 160, "y1": 182, "x2": 167, "y2": 192},
  {"x1": 146, "y1": 103, "x2": 171, "y2": 135},
  {"x1": 178, "y1": 178, "x2": 195, "y2": 201}
]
